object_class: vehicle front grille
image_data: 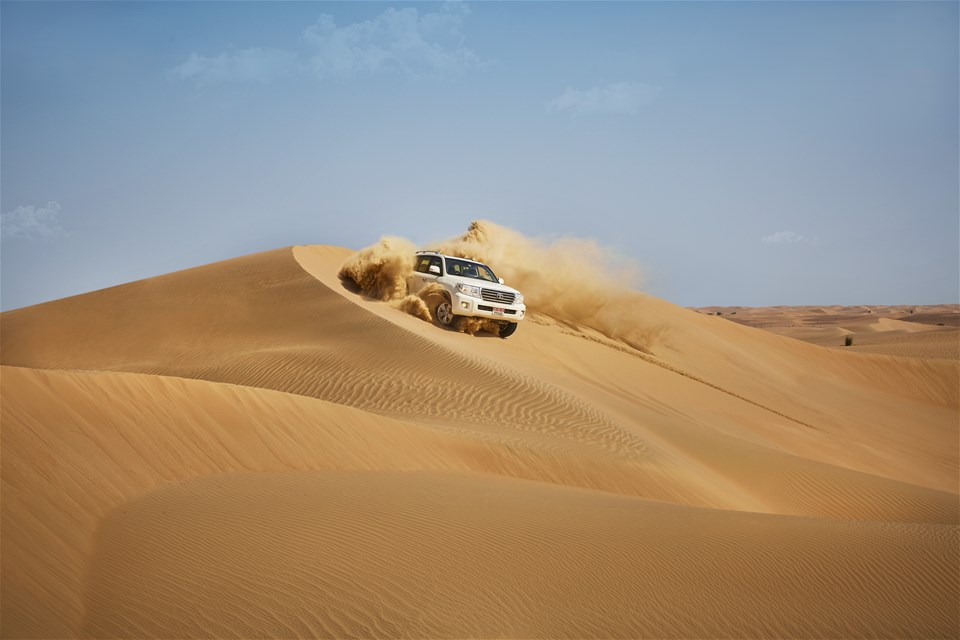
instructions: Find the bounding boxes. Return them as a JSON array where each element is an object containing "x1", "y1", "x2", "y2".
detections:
[{"x1": 481, "y1": 288, "x2": 516, "y2": 305}]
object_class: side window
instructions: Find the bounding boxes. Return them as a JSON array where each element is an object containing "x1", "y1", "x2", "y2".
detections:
[
  {"x1": 415, "y1": 257, "x2": 431, "y2": 273},
  {"x1": 429, "y1": 257, "x2": 443, "y2": 275}
]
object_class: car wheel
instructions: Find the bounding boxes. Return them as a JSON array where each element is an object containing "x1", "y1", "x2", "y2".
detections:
[
  {"x1": 498, "y1": 322, "x2": 518, "y2": 338},
  {"x1": 434, "y1": 300, "x2": 459, "y2": 329}
]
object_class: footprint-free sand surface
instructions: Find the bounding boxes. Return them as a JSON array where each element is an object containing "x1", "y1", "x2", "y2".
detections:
[
  {"x1": 698, "y1": 304, "x2": 960, "y2": 361},
  {"x1": 3, "y1": 232, "x2": 957, "y2": 638}
]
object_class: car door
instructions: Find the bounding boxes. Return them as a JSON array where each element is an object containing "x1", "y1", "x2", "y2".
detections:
[{"x1": 410, "y1": 255, "x2": 442, "y2": 295}]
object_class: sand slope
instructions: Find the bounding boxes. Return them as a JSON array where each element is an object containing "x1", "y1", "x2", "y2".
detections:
[
  {"x1": 2, "y1": 245, "x2": 958, "y2": 638},
  {"x1": 84, "y1": 471, "x2": 956, "y2": 639}
]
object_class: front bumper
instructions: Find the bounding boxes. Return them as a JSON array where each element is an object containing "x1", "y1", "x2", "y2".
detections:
[{"x1": 451, "y1": 292, "x2": 525, "y2": 322}]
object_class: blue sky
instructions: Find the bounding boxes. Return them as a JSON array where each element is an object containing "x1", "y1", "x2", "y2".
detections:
[{"x1": 2, "y1": 1, "x2": 957, "y2": 310}]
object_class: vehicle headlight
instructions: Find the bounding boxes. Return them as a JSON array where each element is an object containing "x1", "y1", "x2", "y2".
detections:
[
  {"x1": 514, "y1": 293, "x2": 524, "y2": 305},
  {"x1": 456, "y1": 283, "x2": 481, "y2": 298}
]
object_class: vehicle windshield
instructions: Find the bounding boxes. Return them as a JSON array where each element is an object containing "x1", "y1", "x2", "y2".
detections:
[{"x1": 444, "y1": 258, "x2": 499, "y2": 283}]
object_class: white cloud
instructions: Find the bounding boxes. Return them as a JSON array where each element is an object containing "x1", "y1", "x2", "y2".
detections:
[
  {"x1": 1, "y1": 202, "x2": 67, "y2": 240},
  {"x1": 547, "y1": 82, "x2": 661, "y2": 116},
  {"x1": 169, "y1": 3, "x2": 479, "y2": 84},
  {"x1": 170, "y1": 48, "x2": 299, "y2": 85},
  {"x1": 762, "y1": 231, "x2": 811, "y2": 245},
  {"x1": 302, "y1": 4, "x2": 480, "y2": 78}
]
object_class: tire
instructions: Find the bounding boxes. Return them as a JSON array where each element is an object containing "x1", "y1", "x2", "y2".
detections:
[
  {"x1": 434, "y1": 299, "x2": 460, "y2": 329},
  {"x1": 498, "y1": 322, "x2": 518, "y2": 338}
]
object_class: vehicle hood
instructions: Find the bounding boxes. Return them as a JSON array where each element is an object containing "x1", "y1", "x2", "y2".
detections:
[{"x1": 446, "y1": 275, "x2": 523, "y2": 297}]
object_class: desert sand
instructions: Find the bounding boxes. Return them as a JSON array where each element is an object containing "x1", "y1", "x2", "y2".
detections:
[
  {"x1": 2, "y1": 222, "x2": 958, "y2": 638},
  {"x1": 698, "y1": 304, "x2": 960, "y2": 361}
]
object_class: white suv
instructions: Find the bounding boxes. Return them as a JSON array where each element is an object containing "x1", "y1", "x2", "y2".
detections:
[{"x1": 409, "y1": 251, "x2": 526, "y2": 338}]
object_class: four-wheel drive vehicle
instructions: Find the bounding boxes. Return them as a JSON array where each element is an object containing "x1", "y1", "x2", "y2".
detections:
[{"x1": 408, "y1": 251, "x2": 526, "y2": 338}]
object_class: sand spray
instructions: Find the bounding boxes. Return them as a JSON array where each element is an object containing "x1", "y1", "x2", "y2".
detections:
[{"x1": 339, "y1": 220, "x2": 663, "y2": 349}]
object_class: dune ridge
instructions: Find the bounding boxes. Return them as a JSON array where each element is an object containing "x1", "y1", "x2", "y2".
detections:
[{"x1": 2, "y1": 225, "x2": 957, "y2": 638}]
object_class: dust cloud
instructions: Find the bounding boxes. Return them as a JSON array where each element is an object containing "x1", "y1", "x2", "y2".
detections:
[
  {"x1": 339, "y1": 220, "x2": 663, "y2": 349},
  {"x1": 457, "y1": 317, "x2": 504, "y2": 336},
  {"x1": 337, "y1": 236, "x2": 416, "y2": 301},
  {"x1": 398, "y1": 295, "x2": 431, "y2": 322},
  {"x1": 396, "y1": 283, "x2": 449, "y2": 324}
]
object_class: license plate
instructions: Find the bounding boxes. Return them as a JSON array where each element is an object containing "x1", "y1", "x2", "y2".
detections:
[{"x1": 492, "y1": 307, "x2": 505, "y2": 317}]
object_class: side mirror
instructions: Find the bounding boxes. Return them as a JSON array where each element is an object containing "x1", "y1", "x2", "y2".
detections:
[
  {"x1": 498, "y1": 277, "x2": 504, "y2": 285},
  {"x1": 429, "y1": 265, "x2": 441, "y2": 275}
]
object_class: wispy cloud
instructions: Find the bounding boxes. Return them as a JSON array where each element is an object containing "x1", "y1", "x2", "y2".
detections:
[
  {"x1": 547, "y1": 82, "x2": 661, "y2": 116},
  {"x1": 170, "y1": 3, "x2": 480, "y2": 85},
  {"x1": 303, "y1": 4, "x2": 480, "y2": 78},
  {"x1": 761, "y1": 231, "x2": 814, "y2": 245},
  {"x1": 1, "y1": 202, "x2": 67, "y2": 240},
  {"x1": 170, "y1": 48, "x2": 299, "y2": 85}
]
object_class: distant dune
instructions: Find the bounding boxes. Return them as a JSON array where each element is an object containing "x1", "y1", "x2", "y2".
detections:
[
  {"x1": 3, "y1": 224, "x2": 958, "y2": 638},
  {"x1": 697, "y1": 304, "x2": 960, "y2": 361}
]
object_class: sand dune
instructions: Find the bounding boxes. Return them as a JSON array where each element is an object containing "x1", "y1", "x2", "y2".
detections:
[
  {"x1": 2, "y1": 229, "x2": 958, "y2": 638},
  {"x1": 766, "y1": 322, "x2": 960, "y2": 361},
  {"x1": 701, "y1": 304, "x2": 960, "y2": 361},
  {"x1": 84, "y1": 471, "x2": 956, "y2": 639}
]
